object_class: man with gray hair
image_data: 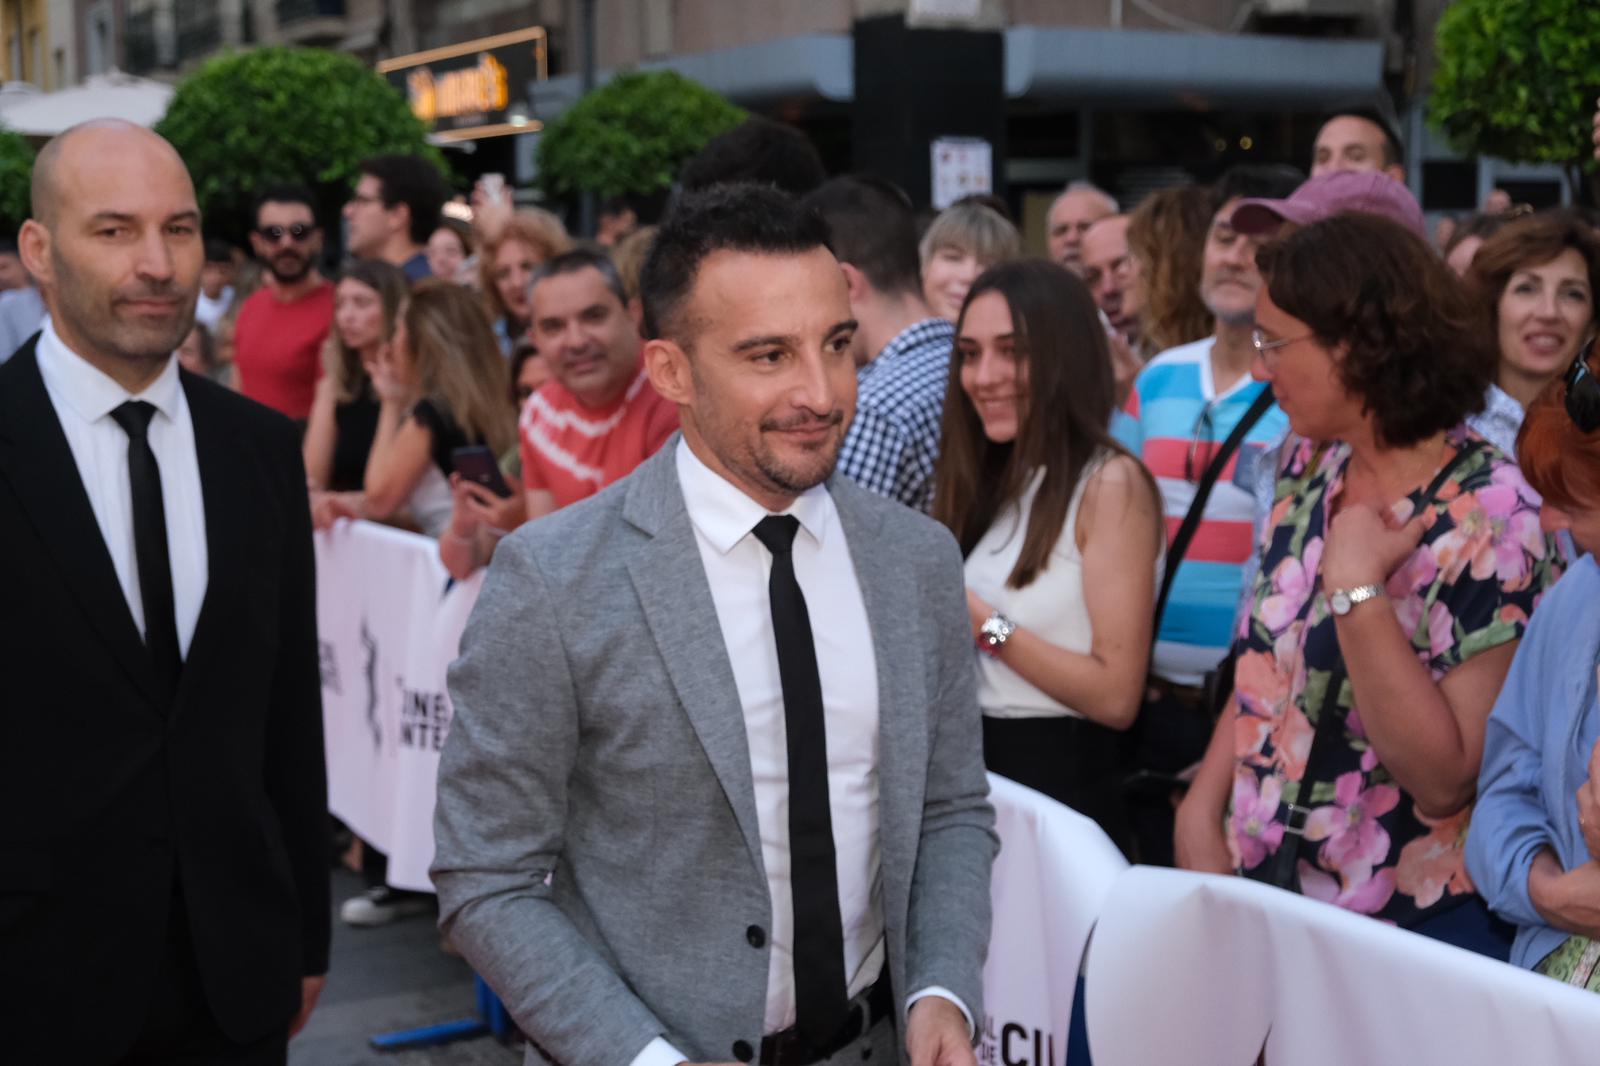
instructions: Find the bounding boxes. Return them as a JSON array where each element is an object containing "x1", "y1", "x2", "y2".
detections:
[{"x1": 1045, "y1": 180, "x2": 1118, "y2": 275}]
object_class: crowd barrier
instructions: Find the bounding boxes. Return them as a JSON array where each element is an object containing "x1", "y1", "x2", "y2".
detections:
[{"x1": 317, "y1": 520, "x2": 1600, "y2": 1065}]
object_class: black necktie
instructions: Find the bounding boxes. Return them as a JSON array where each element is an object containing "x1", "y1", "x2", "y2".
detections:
[
  {"x1": 751, "y1": 515, "x2": 850, "y2": 1045},
  {"x1": 110, "y1": 401, "x2": 182, "y2": 701}
]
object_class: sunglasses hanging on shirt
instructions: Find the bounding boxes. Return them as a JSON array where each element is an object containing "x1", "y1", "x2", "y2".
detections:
[{"x1": 1566, "y1": 339, "x2": 1600, "y2": 434}]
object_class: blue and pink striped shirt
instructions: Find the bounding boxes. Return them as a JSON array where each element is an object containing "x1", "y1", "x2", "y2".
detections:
[{"x1": 1116, "y1": 338, "x2": 1288, "y2": 685}]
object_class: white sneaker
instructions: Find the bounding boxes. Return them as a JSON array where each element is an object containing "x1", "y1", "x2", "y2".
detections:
[{"x1": 339, "y1": 886, "x2": 432, "y2": 927}]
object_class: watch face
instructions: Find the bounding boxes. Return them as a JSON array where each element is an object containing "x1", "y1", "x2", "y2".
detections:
[{"x1": 1330, "y1": 591, "x2": 1352, "y2": 615}]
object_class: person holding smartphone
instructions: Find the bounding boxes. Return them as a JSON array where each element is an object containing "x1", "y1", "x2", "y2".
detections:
[{"x1": 321, "y1": 281, "x2": 514, "y2": 545}]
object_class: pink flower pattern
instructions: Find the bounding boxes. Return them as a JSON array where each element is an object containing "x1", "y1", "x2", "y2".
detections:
[{"x1": 1226, "y1": 427, "x2": 1561, "y2": 925}]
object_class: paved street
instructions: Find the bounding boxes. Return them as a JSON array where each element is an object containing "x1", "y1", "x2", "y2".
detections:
[{"x1": 290, "y1": 870, "x2": 521, "y2": 1066}]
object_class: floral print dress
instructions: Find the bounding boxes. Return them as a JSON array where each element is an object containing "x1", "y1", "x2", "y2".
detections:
[{"x1": 1228, "y1": 426, "x2": 1562, "y2": 927}]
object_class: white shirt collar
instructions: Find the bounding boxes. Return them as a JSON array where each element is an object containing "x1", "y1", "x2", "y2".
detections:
[
  {"x1": 675, "y1": 436, "x2": 833, "y2": 555},
  {"x1": 36, "y1": 316, "x2": 183, "y2": 426}
]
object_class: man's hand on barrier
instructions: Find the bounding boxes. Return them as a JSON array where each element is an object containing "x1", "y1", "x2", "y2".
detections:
[
  {"x1": 907, "y1": 995, "x2": 976, "y2": 1066},
  {"x1": 1576, "y1": 738, "x2": 1600, "y2": 862},
  {"x1": 1528, "y1": 850, "x2": 1600, "y2": 941}
]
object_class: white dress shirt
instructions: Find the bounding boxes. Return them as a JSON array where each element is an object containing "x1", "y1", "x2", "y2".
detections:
[
  {"x1": 628, "y1": 441, "x2": 966, "y2": 1066},
  {"x1": 36, "y1": 318, "x2": 209, "y2": 655}
]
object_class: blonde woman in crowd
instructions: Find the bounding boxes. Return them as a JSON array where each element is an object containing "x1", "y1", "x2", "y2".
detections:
[{"x1": 919, "y1": 200, "x2": 1021, "y2": 322}]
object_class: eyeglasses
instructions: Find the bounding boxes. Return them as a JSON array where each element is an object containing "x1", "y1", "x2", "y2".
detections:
[
  {"x1": 1185, "y1": 400, "x2": 1216, "y2": 483},
  {"x1": 1565, "y1": 343, "x2": 1600, "y2": 433},
  {"x1": 255, "y1": 223, "x2": 316, "y2": 244},
  {"x1": 1251, "y1": 329, "x2": 1313, "y2": 369}
]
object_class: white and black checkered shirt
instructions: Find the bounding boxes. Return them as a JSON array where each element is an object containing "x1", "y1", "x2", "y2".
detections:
[{"x1": 836, "y1": 317, "x2": 955, "y2": 514}]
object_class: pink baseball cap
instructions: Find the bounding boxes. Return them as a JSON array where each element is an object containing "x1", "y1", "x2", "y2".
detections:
[{"x1": 1231, "y1": 170, "x2": 1426, "y2": 240}]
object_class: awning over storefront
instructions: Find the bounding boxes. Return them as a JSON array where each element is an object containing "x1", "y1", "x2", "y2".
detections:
[
  {"x1": 528, "y1": 33, "x2": 851, "y2": 124},
  {"x1": 0, "y1": 70, "x2": 173, "y2": 137},
  {"x1": 1004, "y1": 25, "x2": 1385, "y2": 107}
]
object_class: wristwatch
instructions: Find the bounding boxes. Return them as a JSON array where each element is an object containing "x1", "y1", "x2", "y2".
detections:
[
  {"x1": 977, "y1": 611, "x2": 1017, "y2": 657},
  {"x1": 1329, "y1": 583, "x2": 1384, "y2": 616}
]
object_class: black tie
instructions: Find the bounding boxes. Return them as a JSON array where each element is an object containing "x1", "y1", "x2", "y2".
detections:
[
  {"x1": 751, "y1": 515, "x2": 850, "y2": 1045},
  {"x1": 110, "y1": 401, "x2": 182, "y2": 701}
]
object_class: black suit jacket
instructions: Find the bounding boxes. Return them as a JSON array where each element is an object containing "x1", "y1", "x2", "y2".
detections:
[{"x1": 0, "y1": 339, "x2": 330, "y2": 1062}]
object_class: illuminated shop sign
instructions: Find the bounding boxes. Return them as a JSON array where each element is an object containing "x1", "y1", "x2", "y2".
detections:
[{"x1": 378, "y1": 27, "x2": 548, "y2": 142}]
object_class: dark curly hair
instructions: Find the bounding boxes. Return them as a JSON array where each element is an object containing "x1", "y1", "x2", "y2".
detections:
[{"x1": 1256, "y1": 213, "x2": 1494, "y2": 448}]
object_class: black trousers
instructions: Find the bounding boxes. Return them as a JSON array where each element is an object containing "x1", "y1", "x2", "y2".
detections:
[
  {"x1": 983, "y1": 713, "x2": 1133, "y2": 859},
  {"x1": 116, "y1": 893, "x2": 289, "y2": 1066}
]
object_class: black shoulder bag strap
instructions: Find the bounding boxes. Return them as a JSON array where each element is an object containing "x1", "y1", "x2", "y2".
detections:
[
  {"x1": 1264, "y1": 439, "x2": 1486, "y2": 890},
  {"x1": 1153, "y1": 386, "x2": 1277, "y2": 634}
]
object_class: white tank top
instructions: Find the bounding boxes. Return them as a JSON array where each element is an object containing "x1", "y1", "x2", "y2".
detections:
[{"x1": 964, "y1": 456, "x2": 1149, "y2": 719}]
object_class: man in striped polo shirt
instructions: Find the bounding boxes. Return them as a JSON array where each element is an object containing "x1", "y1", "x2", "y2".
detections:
[{"x1": 1120, "y1": 168, "x2": 1301, "y2": 700}]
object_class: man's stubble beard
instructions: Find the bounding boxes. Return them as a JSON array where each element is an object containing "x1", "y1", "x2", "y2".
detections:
[{"x1": 51, "y1": 248, "x2": 195, "y2": 366}]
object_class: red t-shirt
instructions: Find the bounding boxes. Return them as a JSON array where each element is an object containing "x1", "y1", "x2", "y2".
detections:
[
  {"x1": 519, "y1": 368, "x2": 679, "y2": 509},
  {"x1": 233, "y1": 282, "x2": 334, "y2": 420}
]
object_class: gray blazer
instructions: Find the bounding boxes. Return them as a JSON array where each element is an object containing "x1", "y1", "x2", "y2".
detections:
[{"x1": 432, "y1": 439, "x2": 998, "y2": 1066}]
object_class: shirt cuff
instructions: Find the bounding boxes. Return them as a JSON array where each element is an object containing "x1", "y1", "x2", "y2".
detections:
[
  {"x1": 628, "y1": 1036, "x2": 688, "y2": 1066},
  {"x1": 906, "y1": 986, "x2": 975, "y2": 1039}
]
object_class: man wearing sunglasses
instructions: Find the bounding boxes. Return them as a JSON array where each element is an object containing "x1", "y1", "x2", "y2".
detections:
[{"x1": 234, "y1": 185, "x2": 334, "y2": 426}]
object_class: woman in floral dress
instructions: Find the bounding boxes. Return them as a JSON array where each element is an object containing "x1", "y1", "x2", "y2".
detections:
[{"x1": 1174, "y1": 213, "x2": 1563, "y2": 958}]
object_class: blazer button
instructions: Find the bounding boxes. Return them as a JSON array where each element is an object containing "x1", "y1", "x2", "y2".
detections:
[
  {"x1": 746, "y1": 924, "x2": 766, "y2": 948},
  {"x1": 732, "y1": 1040, "x2": 755, "y2": 1062}
]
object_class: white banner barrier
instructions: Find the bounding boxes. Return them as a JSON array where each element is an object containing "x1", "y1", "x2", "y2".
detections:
[
  {"x1": 316, "y1": 521, "x2": 482, "y2": 892},
  {"x1": 1084, "y1": 865, "x2": 1600, "y2": 1066},
  {"x1": 980, "y1": 775, "x2": 1127, "y2": 1066}
]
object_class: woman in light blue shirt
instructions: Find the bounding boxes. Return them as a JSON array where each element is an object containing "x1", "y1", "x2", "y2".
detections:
[{"x1": 1466, "y1": 363, "x2": 1600, "y2": 988}]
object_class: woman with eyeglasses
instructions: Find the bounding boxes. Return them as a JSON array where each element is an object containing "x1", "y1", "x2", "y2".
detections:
[
  {"x1": 1174, "y1": 213, "x2": 1563, "y2": 959},
  {"x1": 1466, "y1": 364, "x2": 1600, "y2": 990},
  {"x1": 933, "y1": 260, "x2": 1163, "y2": 853},
  {"x1": 305, "y1": 260, "x2": 407, "y2": 517},
  {"x1": 1463, "y1": 211, "x2": 1600, "y2": 456}
]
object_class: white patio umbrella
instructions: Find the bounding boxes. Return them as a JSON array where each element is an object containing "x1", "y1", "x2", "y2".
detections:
[{"x1": 0, "y1": 70, "x2": 173, "y2": 137}]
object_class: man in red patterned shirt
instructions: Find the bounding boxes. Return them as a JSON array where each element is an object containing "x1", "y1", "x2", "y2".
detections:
[{"x1": 519, "y1": 248, "x2": 678, "y2": 519}]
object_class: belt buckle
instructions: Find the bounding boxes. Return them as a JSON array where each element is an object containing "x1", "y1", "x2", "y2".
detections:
[{"x1": 1281, "y1": 801, "x2": 1314, "y2": 837}]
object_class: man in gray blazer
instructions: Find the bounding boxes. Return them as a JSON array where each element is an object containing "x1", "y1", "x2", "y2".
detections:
[{"x1": 433, "y1": 183, "x2": 997, "y2": 1066}]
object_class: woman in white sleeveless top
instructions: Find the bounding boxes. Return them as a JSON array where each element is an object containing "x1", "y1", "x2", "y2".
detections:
[{"x1": 933, "y1": 259, "x2": 1163, "y2": 855}]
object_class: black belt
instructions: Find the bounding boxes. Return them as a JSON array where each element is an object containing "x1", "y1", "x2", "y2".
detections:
[{"x1": 759, "y1": 974, "x2": 892, "y2": 1066}]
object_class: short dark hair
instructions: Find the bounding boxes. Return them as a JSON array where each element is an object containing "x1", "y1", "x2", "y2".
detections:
[
  {"x1": 358, "y1": 154, "x2": 449, "y2": 244},
  {"x1": 203, "y1": 239, "x2": 234, "y2": 264},
  {"x1": 1319, "y1": 105, "x2": 1405, "y2": 170},
  {"x1": 640, "y1": 183, "x2": 832, "y2": 343},
  {"x1": 530, "y1": 247, "x2": 629, "y2": 308},
  {"x1": 1256, "y1": 212, "x2": 1494, "y2": 448},
  {"x1": 1209, "y1": 164, "x2": 1304, "y2": 217},
  {"x1": 800, "y1": 175, "x2": 921, "y2": 298},
  {"x1": 253, "y1": 184, "x2": 318, "y2": 227},
  {"x1": 678, "y1": 117, "x2": 827, "y2": 198},
  {"x1": 0, "y1": 236, "x2": 18, "y2": 257}
]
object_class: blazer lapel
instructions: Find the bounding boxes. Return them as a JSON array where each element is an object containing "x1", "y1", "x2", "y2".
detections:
[
  {"x1": 170, "y1": 371, "x2": 247, "y2": 720},
  {"x1": 622, "y1": 444, "x2": 767, "y2": 878},
  {"x1": 0, "y1": 343, "x2": 166, "y2": 712},
  {"x1": 830, "y1": 477, "x2": 929, "y2": 922}
]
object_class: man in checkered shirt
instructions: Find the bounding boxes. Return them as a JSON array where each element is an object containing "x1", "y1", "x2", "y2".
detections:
[{"x1": 803, "y1": 176, "x2": 956, "y2": 514}]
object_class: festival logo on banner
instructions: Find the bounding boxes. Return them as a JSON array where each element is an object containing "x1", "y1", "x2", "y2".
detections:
[
  {"x1": 398, "y1": 686, "x2": 451, "y2": 752},
  {"x1": 360, "y1": 616, "x2": 382, "y2": 752},
  {"x1": 978, "y1": 1016, "x2": 1055, "y2": 1066}
]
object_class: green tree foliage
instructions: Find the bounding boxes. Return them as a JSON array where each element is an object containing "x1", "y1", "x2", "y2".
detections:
[
  {"x1": 0, "y1": 125, "x2": 33, "y2": 235},
  {"x1": 1431, "y1": 0, "x2": 1600, "y2": 193},
  {"x1": 156, "y1": 47, "x2": 446, "y2": 245},
  {"x1": 537, "y1": 70, "x2": 744, "y2": 200}
]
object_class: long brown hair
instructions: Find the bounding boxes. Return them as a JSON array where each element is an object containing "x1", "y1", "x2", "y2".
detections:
[
  {"x1": 1127, "y1": 185, "x2": 1215, "y2": 352},
  {"x1": 932, "y1": 259, "x2": 1155, "y2": 588},
  {"x1": 327, "y1": 259, "x2": 407, "y2": 403},
  {"x1": 402, "y1": 280, "x2": 515, "y2": 456}
]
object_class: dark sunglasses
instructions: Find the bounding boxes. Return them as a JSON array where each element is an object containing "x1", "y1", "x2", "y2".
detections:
[
  {"x1": 1565, "y1": 341, "x2": 1600, "y2": 433},
  {"x1": 255, "y1": 223, "x2": 316, "y2": 244}
]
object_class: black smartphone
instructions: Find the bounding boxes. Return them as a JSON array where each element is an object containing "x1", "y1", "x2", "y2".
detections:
[{"x1": 451, "y1": 445, "x2": 513, "y2": 499}]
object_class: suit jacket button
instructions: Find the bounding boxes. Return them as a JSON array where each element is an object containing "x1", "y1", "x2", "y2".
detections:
[
  {"x1": 746, "y1": 924, "x2": 766, "y2": 948},
  {"x1": 732, "y1": 1040, "x2": 754, "y2": 1062}
]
